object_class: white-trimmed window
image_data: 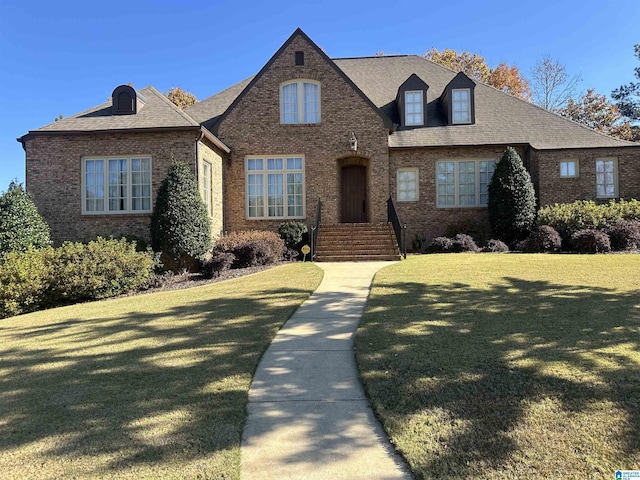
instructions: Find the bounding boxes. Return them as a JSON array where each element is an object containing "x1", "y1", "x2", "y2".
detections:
[
  {"x1": 437, "y1": 160, "x2": 496, "y2": 207},
  {"x1": 405, "y1": 91, "x2": 424, "y2": 126},
  {"x1": 201, "y1": 161, "x2": 212, "y2": 216},
  {"x1": 246, "y1": 156, "x2": 304, "y2": 219},
  {"x1": 397, "y1": 168, "x2": 418, "y2": 201},
  {"x1": 452, "y1": 89, "x2": 471, "y2": 124},
  {"x1": 83, "y1": 156, "x2": 151, "y2": 214},
  {"x1": 560, "y1": 160, "x2": 578, "y2": 178},
  {"x1": 596, "y1": 157, "x2": 618, "y2": 198},
  {"x1": 280, "y1": 80, "x2": 320, "y2": 124}
]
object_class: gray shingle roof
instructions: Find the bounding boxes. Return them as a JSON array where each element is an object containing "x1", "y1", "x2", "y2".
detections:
[
  {"x1": 333, "y1": 55, "x2": 634, "y2": 149},
  {"x1": 185, "y1": 76, "x2": 254, "y2": 131},
  {"x1": 31, "y1": 86, "x2": 200, "y2": 133}
]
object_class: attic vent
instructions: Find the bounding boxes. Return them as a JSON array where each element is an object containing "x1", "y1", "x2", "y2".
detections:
[
  {"x1": 295, "y1": 51, "x2": 304, "y2": 66},
  {"x1": 111, "y1": 85, "x2": 137, "y2": 115}
]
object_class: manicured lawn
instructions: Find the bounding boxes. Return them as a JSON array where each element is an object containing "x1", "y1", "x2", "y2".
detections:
[
  {"x1": 356, "y1": 254, "x2": 640, "y2": 479},
  {"x1": 0, "y1": 263, "x2": 323, "y2": 480}
]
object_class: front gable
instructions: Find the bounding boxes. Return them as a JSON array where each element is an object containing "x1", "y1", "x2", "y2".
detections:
[{"x1": 213, "y1": 28, "x2": 391, "y2": 137}]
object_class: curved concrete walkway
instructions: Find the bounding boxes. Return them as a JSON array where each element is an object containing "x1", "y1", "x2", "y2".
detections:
[{"x1": 241, "y1": 262, "x2": 411, "y2": 480}]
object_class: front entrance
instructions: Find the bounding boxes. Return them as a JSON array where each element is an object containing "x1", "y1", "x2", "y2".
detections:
[{"x1": 341, "y1": 165, "x2": 368, "y2": 223}]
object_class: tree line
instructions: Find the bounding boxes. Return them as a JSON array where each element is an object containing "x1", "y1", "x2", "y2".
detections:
[{"x1": 423, "y1": 45, "x2": 640, "y2": 142}]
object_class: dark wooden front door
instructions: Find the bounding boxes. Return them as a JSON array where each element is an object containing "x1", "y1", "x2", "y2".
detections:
[{"x1": 341, "y1": 165, "x2": 368, "y2": 223}]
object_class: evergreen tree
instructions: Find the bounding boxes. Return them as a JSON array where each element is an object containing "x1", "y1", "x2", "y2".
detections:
[
  {"x1": 150, "y1": 162, "x2": 211, "y2": 268},
  {"x1": 0, "y1": 181, "x2": 50, "y2": 257},
  {"x1": 488, "y1": 147, "x2": 536, "y2": 243}
]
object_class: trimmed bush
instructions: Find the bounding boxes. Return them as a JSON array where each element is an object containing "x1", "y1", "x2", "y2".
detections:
[
  {"x1": 570, "y1": 229, "x2": 612, "y2": 254},
  {"x1": 444, "y1": 219, "x2": 490, "y2": 247},
  {"x1": 520, "y1": 225, "x2": 562, "y2": 253},
  {"x1": 0, "y1": 181, "x2": 50, "y2": 257},
  {"x1": 604, "y1": 220, "x2": 640, "y2": 251},
  {"x1": 278, "y1": 221, "x2": 309, "y2": 258},
  {"x1": 488, "y1": 147, "x2": 536, "y2": 243},
  {"x1": 537, "y1": 199, "x2": 640, "y2": 239},
  {"x1": 482, "y1": 239, "x2": 509, "y2": 253},
  {"x1": 412, "y1": 233, "x2": 427, "y2": 253},
  {"x1": 214, "y1": 230, "x2": 285, "y2": 261},
  {"x1": 233, "y1": 240, "x2": 280, "y2": 268},
  {"x1": 450, "y1": 234, "x2": 480, "y2": 253},
  {"x1": 0, "y1": 247, "x2": 54, "y2": 318},
  {"x1": 427, "y1": 237, "x2": 454, "y2": 253},
  {"x1": 150, "y1": 162, "x2": 211, "y2": 270},
  {"x1": 49, "y1": 237, "x2": 155, "y2": 303},
  {"x1": 200, "y1": 252, "x2": 235, "y2": 279},
  {"x1": 0, "y1": 237, "x2": 154, "y2": 318}
]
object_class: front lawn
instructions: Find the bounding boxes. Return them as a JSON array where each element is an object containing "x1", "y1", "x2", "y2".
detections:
[
  {"x1": 356, "y1": 254, "x2": 640, "y2": 479},
  {"x1": 0, "y1": 263, "x2": 323, "y2": 480}
]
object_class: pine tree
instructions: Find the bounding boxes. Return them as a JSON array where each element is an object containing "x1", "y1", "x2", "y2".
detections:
[
  {"x1": 487, "y1": 147, "x2": 536, "y2": 243},
  {"x1": 0, "y1": 181, "x2": 50, "y2": 257},
  {"x1": 150, "y1": 162, "x2": 211, "y2": 269}
]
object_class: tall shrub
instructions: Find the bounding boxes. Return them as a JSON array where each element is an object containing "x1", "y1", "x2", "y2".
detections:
[
  {"x1": 0, "y1": 181, "x2": 50, "y2": 257},
  {"x1": 150, "y1": 162, "x2": 211, "y2": 269},
  {"x1": 488, "y1": 147, "x2": 536, "y2": 243}
]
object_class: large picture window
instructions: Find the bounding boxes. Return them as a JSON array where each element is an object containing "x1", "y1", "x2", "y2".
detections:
[
  {"x1": 83, "y1": 156, "x2": 151, "y2": 214},
  {"x1": 246, "y1": 156, "x2": 304, "y2": 219},
  {"x1": 437, "y1": 159, "x2": 495, "y2": 207},
  {"x1": 280, "y1": 80, "x2": 320, "y2": 124}
]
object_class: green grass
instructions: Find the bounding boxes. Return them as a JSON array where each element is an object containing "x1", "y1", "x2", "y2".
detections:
[
  {"x1": 0, "y1": 263, "x2": 323, "y2": 480},
  {"x1": 356, "y1": 254, "x2": 640, "y2": 479}
]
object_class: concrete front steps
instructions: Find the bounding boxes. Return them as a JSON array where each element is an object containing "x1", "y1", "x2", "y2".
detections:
[{"x1": 315, "y1": 223, "x2": 401, "y2": 262}]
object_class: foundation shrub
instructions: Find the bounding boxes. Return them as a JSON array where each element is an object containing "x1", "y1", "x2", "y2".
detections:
[
  {"x1": 200, "y1": 252, "x2": 236, "y2": 279},
  {"x1": 570, "y1": 229, "x2": 612, "y2": 254},
  {"x1": 604, "y1": 220, "x2": 640, "y2": 251},
  {"x1": 519, "y1": 225, "x2": 562, "y2": 253},
  {"x1": 450, "y1": 234, "x2": 480, "y2": 253},
  {"x1": 427, "y1": 237, "x2": 454, "y2": 253},
  {"x1": 482, "y1": 239, "x2": 510, "y2": 253}
]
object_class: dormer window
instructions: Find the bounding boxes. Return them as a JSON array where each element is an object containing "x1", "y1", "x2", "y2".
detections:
[
  {"x1": 452, "y1": 89, "x2": 471, "y2": 124},
  {"x1": 111, "y1": 85, "x2": 137, "y2": 115},
  {"x1": 396, "y1": 74, "x2": 429, "y2": 128},
  {"x1": 441, "y1": 72, "x2": 476, "y2": 126},
  {"x1": 405, "y1": 91, "x2": 424, "y2": 126},
  {"x1": 280, "y1": 80, "x2": 320, "y2": 124}
]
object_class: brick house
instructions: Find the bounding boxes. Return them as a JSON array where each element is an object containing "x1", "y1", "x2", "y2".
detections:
[{"x1": 19, "y1": 29, "x2": 640, "y2": 256}]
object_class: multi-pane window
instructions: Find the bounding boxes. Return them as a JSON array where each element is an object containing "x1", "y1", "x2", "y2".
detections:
[
  {"x1": 405, "y1": 91, "x2": 424, "y2": 126},
  {"x1": 280, "y1": 80, "x2": 320, "y2": 124},
  {"x1": 596, "y1": 158, "x2": 618, "y2": 198},
  {"x1": 560, "y1": 160, "x2": 578, "y2": 178},
  {"x1": 397, "y1": 168, "x2": 418, "y2": 201},
  {"x1": 452, "y1": 89, "x2": 471, "y2": 124},
  {"x1": 201, "y1": 161, "x2": 212, "y2": 216},
  {"x1": 246, "y1": 156, "x2": 304, "y2": 219},
  {"x1": 437, "y1": 160, "x2": 495, "y2": 207},
  {"x1": 83, "y1": 156, "x2": 151, "y2": 214}
]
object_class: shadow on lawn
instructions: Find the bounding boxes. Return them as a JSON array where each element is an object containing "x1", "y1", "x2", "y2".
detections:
[
  {"x1": 0, "y1": 286, "x2": 312, "y2": 476},
  {"x1": 356, "y1": 277, "x2": 640, "y2": 478}
]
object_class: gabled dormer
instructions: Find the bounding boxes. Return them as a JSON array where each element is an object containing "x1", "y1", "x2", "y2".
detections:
[
  {"x1": 440, "y1": 72, "x2": 476, "y2": 125},
  {"x1": 111, "y1": 85, "x2": 145, "y2": 115},
  {"x1": 396, "y1": 74, "x2": 429, "y2": 128}
]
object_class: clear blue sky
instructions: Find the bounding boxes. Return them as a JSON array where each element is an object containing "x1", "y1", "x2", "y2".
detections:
[{"x1": 1, "y1": 0, "x2": 638, "y2": 190}]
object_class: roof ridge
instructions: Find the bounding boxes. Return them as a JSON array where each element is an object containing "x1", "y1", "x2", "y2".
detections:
[
  {"x1": 332, "y1": 54, "x2": 411, "y2": 60},
  {"x1": 144, "y1": 86, "x2": 200, "y2": 126}
]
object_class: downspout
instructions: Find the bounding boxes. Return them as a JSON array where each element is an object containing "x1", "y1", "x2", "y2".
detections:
[{"x1": 195, "y1": 129, "x2": 204, "y2": 180}]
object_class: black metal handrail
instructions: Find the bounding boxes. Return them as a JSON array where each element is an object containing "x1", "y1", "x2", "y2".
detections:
[
  {"x1": 387, "y1": 196, "x2": 407, "y2": 259},
  {"x1": 310, "y1": 197, "x2": 322, "y2": 261}
]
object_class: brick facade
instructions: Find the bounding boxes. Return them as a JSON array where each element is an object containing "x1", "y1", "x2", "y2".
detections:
[
  {"x1": 24, "y1": 130, "x2": 223, "y2": 245},
  {"x1": 216, "y1": 34, "x2": 389, "y2": 232},
  {"x1": 534, "y1": 146, "x2": 640, "y2": 206},
  {"x1": 389, "y1": 145, "x2": 527, "y2": 243}
]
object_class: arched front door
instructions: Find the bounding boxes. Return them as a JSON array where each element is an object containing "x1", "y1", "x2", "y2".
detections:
[{"x1": 341, "y1": 165, "x2": 368, "y2": 223}]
